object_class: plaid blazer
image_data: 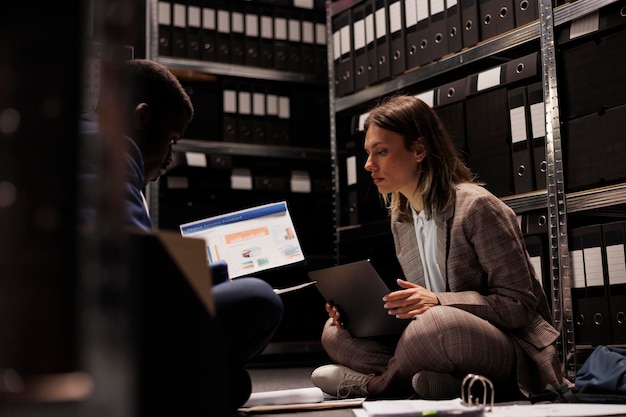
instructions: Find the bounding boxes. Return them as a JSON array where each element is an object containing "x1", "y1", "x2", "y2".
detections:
[{"x1": 390, "y1": 182, "x2": 563, "y2": 395}]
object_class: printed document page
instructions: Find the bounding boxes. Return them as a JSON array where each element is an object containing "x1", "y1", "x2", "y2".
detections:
[{"x1": 180, "y1": 201, "x2": 305, "y2": 279}]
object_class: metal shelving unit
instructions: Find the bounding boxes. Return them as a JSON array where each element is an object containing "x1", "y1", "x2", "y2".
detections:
[
  {"x1": 172, "y1": 138, "x2": 330, "y2": 161},
  {"x1": 144, "y1": 0, "x2": 331, "y2": 228}
]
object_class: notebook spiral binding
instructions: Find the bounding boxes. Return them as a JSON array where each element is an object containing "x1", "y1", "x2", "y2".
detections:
[{"x1": 461, "y1": 374, "x2": 494, "y2": 412}]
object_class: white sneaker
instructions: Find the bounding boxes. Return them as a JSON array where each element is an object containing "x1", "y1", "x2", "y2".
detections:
[{"x1": 311, "y1": 364, "x2": 373, "y2": 399}]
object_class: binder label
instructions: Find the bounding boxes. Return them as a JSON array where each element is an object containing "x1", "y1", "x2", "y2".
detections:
[
  {"x1": 431, "y1": 0, "x2": 445, "y2": 15},
  {"x1": 390, "y1": 2, "x2": 403, "y2": 34},
  {"x1": 607, "y1": 244, "x2": 626, "y2": 285},
  {"x1": 217, "y1": 10, "x2": 230, "y2": 33},
  {"x1": 530, "y1": 102, "x2": 546, "y2": 138},
  {"x1": 417, "y1": 0, "x2": 429, "y2": 23},
  {"x1": 584, "y1": 246, "x2": 603, "y2": 287},
  {"x1": 173, "y1": 3, "x2": 185, "y2": 28},
  {"x1": 202, "y1": 8, "x2": 215, "y2": 30},
  {"x1": 158, "y1": 1, "x2": 171, "y2": 25},
  {"x1": 477, "y1": 66, "x2": 502, "y2": 91},
  {"x1": 246, "y1": 14, "x2": 259, "y2": 37},
  {"x1": 571, "y1": 249, "x2": 585, "y2": 289},
  {"x1": 509, "y1": 106, "x2": 527, "y2": 144},
  {"x1": 185, "y1": 152, "x2": 207, "y2": 168},
  {"x1": 232, "y1": 11, "x2": 244, "y2": 34},
  {"x1": 569, "y1": 11, "x2": 599, "y2": 39},
  {"x1": 347, "y1": 155, "x2": 357, "y2": 186},
  {"x1": 405, "y1": 0, "x2": 418, "y2": 27},
  {"x1": 376, "y1": 7, "x2": 388, "y2": 38},
  {"x1": 354, "y1": 18, "x2": 366, "y2": 50},
  {"x1": 188, "y1": 6, "x2": 201, "y2": 28},
  {"x1": 415, "y1": 90, "x2": 435, "y2": 107},
  {"x1": 275, "y1": 17, "x2": 288, "y2": 40}
]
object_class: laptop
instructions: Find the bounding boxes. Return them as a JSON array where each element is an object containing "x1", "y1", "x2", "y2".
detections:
[{"x1": 308, "y1": 260, "x2": 410, "y2": 338}]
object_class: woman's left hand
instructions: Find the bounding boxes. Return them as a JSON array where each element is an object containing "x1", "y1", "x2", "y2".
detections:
[{"x1": 383, "y1": 279, "x2": 440, "y2": 319}]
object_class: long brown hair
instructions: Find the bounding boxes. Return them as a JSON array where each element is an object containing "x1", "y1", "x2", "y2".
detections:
[{"x1": 364, "y1": 95, "x2": 477, "y2": 222}]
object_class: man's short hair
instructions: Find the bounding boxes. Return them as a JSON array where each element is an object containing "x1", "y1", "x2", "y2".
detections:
[{"x1": 121, "y1": 59, "x2": 194, "y2": 121}]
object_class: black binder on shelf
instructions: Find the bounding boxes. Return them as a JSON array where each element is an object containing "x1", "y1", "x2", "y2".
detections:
[
  {"x1": 478, "y1": 0, "x2": 514, "y2": 41},
  {"x1": 222, "y1": 81, "x2": 238, "y2": 142},
  {"x1": 172, "y1": 0, "x2": 187, "y2": 58},
  {"x1": 526, "y1": 82, "x2": 547, "y2": 190},
  {"x1": 446, "y1": 0, "x2": 464, "y2": 55},
  {"x1": 558, "y1": 1, "x2": 626, "y2": 46},
  {"x1": 215, "y1": 2, "x2": 231, "y2": 63},
  {"x1": 259, "y1": 6, "x2": 274, "y2": 69},
  {"x1": 287, "y1": 7, "x2": 303, "y2": 72},
  {"x1": 435, "y1": 77, "x2": 468, "y2": 162},
  {"x1": 494, "y1": 0, "x2": 515, "y2": 36},
  {"x1": 467, "y1": 62, "x2": 502, "y2": 94},
  {"x1": 460, "y1": 0, "x2": 480, "y2": 48},
  {"x1": 273, "y1": 6, "x2": 290, "y2": 71},
  {"x1": 466, "y1": 84, "x2": 514, "y2": 198},
  {"x1": 374, "y1": 0, "x2": 391, "y2": 82},
  {"x1": 265, "y1": 90, "x2": 280, "y2": 145},
  {"x1": 338, "y1": 8, "x2": 355, "y2": 96},
  {"x1": 352, "y1": 2, "x2": 369, "y2": 91},
  {"x1": 559, "y1": 29, "x2": 626, "y2": 122},
  {"x1": 564, "y1": 103, "x2": 626, "y2": 192},
  {"x1": 569, "y1": 226, "x2": 589, "y2": 345},
  {"x1": 408, "y1": 0, "x2": 432, "y2": 68},
  {"x1": 158, "y1": 0, "x2": 173, "y2": 57},
  {"x1": 579, "y1": 225, "x2": 613, "y2": 346},
  {"x1": 601, "y1": 221, "x2": 626, "y2": 345},
  {"x1": 251, "y1": 84, "x2": 267, "y2": 145},
  {"x1": 186, "y1": 0, "x2": 202, "y2": 60},
  {"x1": 340, "y1": 112, "x2": 385, "y2": 227},
  {"x1": 268, "y1": 90, "x2": 291, "y2": 146},
  {"x1": 315, "y1": 10, "x2": 328, "y2": 77},
  {"x1": 237, "y1": 86, "x2": 253, "y2": 144},
  {"x1": 508, "y1": 86, "x2": 535, "y2": 194},
  {"x1": 478, "y1": 0, "x2": 498, "y2": 41},
  {"x1": 301, "y1": 8, "x2": 317, "y2": 75},
  {"x1": 344, "y1": 137, "x2": 360, "y2": 226},
  {"x1": 243, "y1": 2, "x2": 261, "y2": 67},
  {"x1": 365, "y1": 0, "x2": 379, "y2": 84},
  {"x1": 429, "y1": 0, "x2": 448, "y2": 63},
  {"x1": 200, "y1": 2, "x2": 216, "y2": 62},
  {"x1": 504, "y1": 51, "x2": 539, "y2": 85},
  {"x1": 229, "y1": 1, "x2": 246, "y2": 65},
  {"x1": 332, "y1": 11, "x2": 344, "y2": 97},
  {"x1": 389, "y1": 0, "x2": 407, "y2": 76},
  {"x1": 404, "y1": 0, "x2": 419, "y2": 70},
  {"x1": 513, "y1": 0, "x2": 537, "y2": 28}
]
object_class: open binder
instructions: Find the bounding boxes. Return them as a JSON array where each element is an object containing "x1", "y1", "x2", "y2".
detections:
[{"x1": 361, "y1": 374, "x2": 492, "y2": 416}]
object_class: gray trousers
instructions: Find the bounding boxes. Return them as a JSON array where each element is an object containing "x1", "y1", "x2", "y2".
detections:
[{"x1": 321, "y1": 305, "x2": 518, "y2": 397}]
